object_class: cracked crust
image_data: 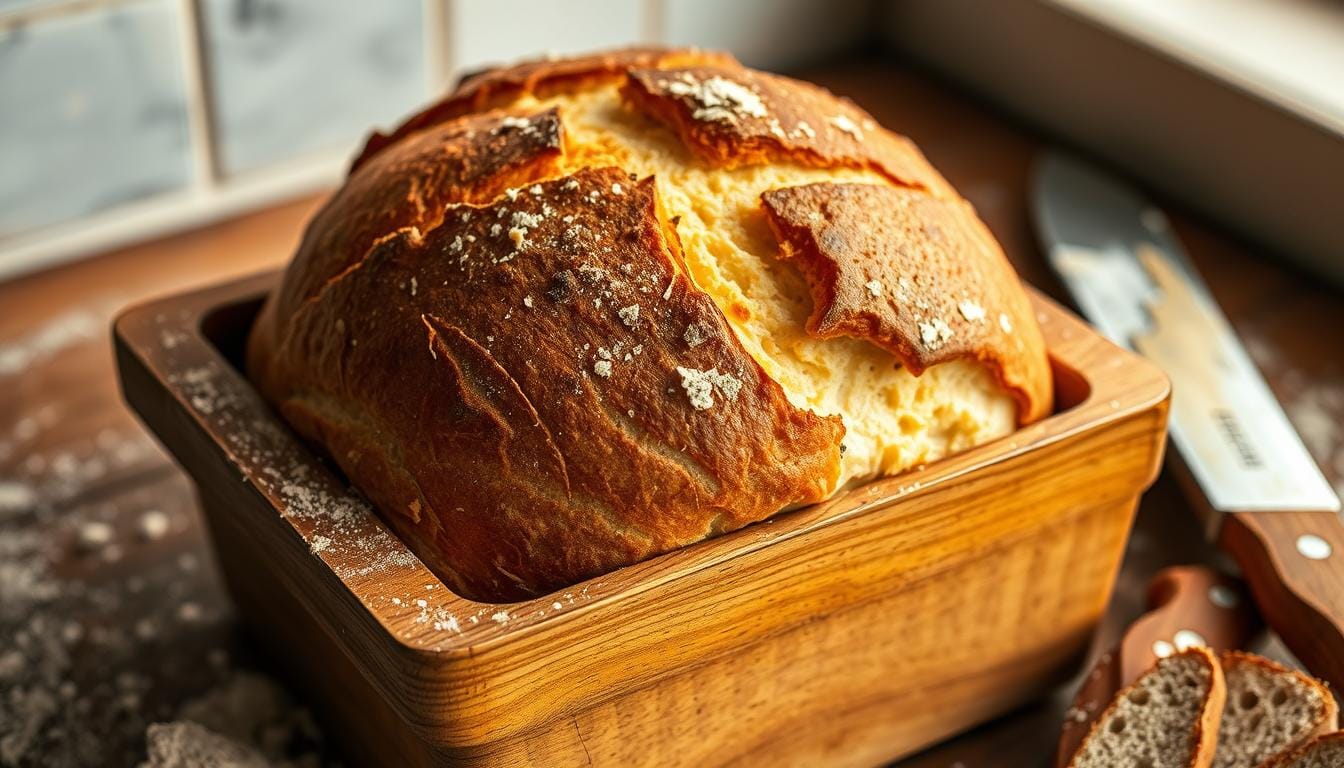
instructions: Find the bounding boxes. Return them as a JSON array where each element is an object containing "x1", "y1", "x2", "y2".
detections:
[
  {"x1": 760, "y1": 182, "x2": 1051, "y2": 423},
  {"x1": 248, "y1": 48, "x2": 1052, "y2": 600},
  {"x1": 621, "y1": 66, "x2": 954, "y2": 195},
  {"x1": 352, "y1": 47, "x2": 740, "y2": 172},
  {"x1": 262, "y1": 108, "x2": 566, "y2": 348},
  {"x1": 252, "y1": 168, "x2": 843, "y2": 600}
]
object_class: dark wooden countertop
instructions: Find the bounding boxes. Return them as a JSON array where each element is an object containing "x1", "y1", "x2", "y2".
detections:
[{"x1": 2, "y1": 55, "x2": 1340, "y2": 767}]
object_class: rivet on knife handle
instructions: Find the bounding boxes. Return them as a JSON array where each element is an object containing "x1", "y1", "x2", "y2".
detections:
[{"x1": 1221, "y1": 510, "x2": 1344, "y2": 693}]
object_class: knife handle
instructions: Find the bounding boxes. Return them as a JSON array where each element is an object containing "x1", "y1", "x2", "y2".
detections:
[
  {"x1": 1221, "y1": 510, "x2": 1344, "y2": 690},
  {"x1": 1053, "y1": 566, "x2": 1258, "y2": 768}
]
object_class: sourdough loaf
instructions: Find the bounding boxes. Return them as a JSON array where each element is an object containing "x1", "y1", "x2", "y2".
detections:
[{"x1": 247, "y1": 47, "x2": 1053, "y2": 600}]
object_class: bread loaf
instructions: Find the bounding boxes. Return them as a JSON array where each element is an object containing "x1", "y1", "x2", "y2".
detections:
[{"x1": 247, "y1": 47, "x2": 1053, "y2": 600}]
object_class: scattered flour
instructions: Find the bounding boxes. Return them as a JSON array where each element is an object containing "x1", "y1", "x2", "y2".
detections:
[
  {"x1": 143, "y1": 722, "x2": 270, "y2": 768},
  {"x1": 142, "y1": 673, "x2": 324, "y2": 768},
  {"x1": 0, "y1": 309, "x2": 101, "y2": 377}
]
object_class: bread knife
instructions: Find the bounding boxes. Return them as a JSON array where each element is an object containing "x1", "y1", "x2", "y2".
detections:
[
  {"x1": 1031, "y1": 152, "x2": 1344, "y2": 692},
  {"x1": 1053, "y1": 566, "x2": 1259, "y2": 767}
]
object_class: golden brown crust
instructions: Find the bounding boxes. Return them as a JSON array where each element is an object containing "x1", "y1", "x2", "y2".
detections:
[
  {"x1": 620, "y1": 66, "x2": 954, "y2": 195},
  {"x1": 253, "y1": 168, "x2": 844, "y2": 600},
  {"x1": 249, "y1": 48, "x2": 1054, "y2": 601},
  {"x1": 262, "y1": 108, "x2": 565, "y2": 354},
  {"x1": 353, "y1": 47, "x2": 740, "y2": 172},
  {"x1": 760, "y1": 182, "x2": 1051, "y2": 423}
]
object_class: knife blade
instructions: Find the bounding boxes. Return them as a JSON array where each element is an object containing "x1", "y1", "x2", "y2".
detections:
[{"x1": 1032, "y1": 151, "x2": 1344, "y2": 691}]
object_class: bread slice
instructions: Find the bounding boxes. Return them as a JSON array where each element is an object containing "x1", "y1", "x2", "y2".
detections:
[
  {"x1": 1068, "y1": 646, "x2": 1225, "y2": 768},
  {"x1": 1258, "y1": 732, "x2": 1344, "y2": 768},
  {"x1": 1213, "y1": 652, "x2": 1339, "y2": 768}
]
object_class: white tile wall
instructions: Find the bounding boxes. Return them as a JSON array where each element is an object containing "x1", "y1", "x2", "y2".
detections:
[
  {"x1": 660, "y1": 0, "x2": 871, "y2": 70},
  {"x1": 448, "y1": 0, "x2": 646, "y2": 81},
  {"x1": 0, "y1": 0, "x2": 192, "y2": 239},
  {"x1": 200, "y1": 0, "x2": 427, "y2": 175}
]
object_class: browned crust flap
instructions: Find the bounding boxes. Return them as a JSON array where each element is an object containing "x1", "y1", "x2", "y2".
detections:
[
  {"x1": 259, "y1": 167, "x2": 843, "y2": 600},
  {"x1": 621, "y1": 66, "x2": 954, "y2": 195},
  {"x1": 760, "y1": 182, "x2": 1051, "y2": 423},
  {"x1": 353, "y1": 47, "x2": 740, "y2": 172},
  {"x1": 265, "y1": 108, "x2": 566, "y2": 350}
]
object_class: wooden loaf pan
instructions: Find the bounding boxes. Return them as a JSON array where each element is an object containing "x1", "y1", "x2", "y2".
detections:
[{"x1": 115, "y1": 270, "x2": 1170, "y2": 767}]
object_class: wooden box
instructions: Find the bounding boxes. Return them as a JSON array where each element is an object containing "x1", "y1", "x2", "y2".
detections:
[{"x1": 115, "y1": 271, "x2": 1170, "y2": 767}]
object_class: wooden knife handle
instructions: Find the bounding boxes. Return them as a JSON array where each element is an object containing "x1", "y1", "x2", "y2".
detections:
[
  {"x1": 1221, "y1": 509, "x2": 1344, "y2": 691},
  {"x1": 1054, "y1": 566, "x2": 1258, "y2": 768}
]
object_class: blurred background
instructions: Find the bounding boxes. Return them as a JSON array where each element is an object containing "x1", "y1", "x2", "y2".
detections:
[
  {"x1": 2, "y1": 1, "x2": 1343, "y2": 767},
  {"x1": 1, "y1": 0, "x2": 1342, "y2": 283}
]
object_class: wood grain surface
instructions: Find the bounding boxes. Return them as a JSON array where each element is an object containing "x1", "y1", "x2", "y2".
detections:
[
  {"x1": 3, "y1": 54, "x2": 1342, "y2": 767},
  {"x1": 116, "y1": 271, "x2": 1168, "y2": 765}
]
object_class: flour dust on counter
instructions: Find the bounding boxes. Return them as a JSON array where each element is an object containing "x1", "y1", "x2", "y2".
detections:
[
  {"x1": 1243, "y1": 331, "x2": 1344, "y2": 499},
  {"x1": 0, "y1": 410, "x2": 335, "y2": 766}
]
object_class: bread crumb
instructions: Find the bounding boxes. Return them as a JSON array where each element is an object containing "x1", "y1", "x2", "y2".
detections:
[
  {"x1": 511, "y1": 211, "x2": 542, "y2": 229},
  {"x1": 76, "y1": 520, "x2": 114, "y2": 552},
  {"x1": 676, "y1": 366, "x2": 742, "y2": 410},
  {"x1": 562, "y1": 179, "x2": 580, "y2": 191},
  {"x1": 794, "y1": 120, "x2": 816, "y2": 138},
  {"x1": 611, "y1": 182, "x2": 624, "y2": 195},
  {"x1": 491, "y1": 610, "x2": 510, "y2": 624},
  {"x1": 529, "y1": 184, "x2": 543, "y2": 196},
  {"x1": 830, "y1": 114, "x2": 863, "y2": 140},
  {"x1": 957, "y1": 299, "x2": 986, "y2": 322},
  {"x1": 617, "y1": 304, "x2": 640, "y2": 328},
  {"x1": 918, "y1": 318, "x2": 954, "y2": 350},
  {"x1": 683, "y1": 322, "x2": 710, "y2": 348},
  {"x1": 137, "y1": 509, "x2": 170, "y2": 541},
  {"x1": 864, "y1": 279, "x2": 883, "y2": 298},
  {"x1": 177, "y1": 602, "x2": 202, "y2": 622},
  {"x1": 662, "y1": 280, "x2": 674, "y2": 301},
  {"x1": 666, "y1": 74, "x2": 768, "y2": 123},
  {"x1": 523, "y1": 296, "x2": 534, "y2": 308},
  {"x1": 594, "y1": 360, "x2": 613, "y2": 378}
]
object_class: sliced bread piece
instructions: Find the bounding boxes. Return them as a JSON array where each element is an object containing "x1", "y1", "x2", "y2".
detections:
[
  {"x1": 1214, "y1": 652, "x2": 1339, "y2": 768},
  {"x1": 1259, "y1": 732, "x2": 1344, "y2": 768},
  {"x1": 1069, "y1": 646, "x2": 1226, "y2": 768}
]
